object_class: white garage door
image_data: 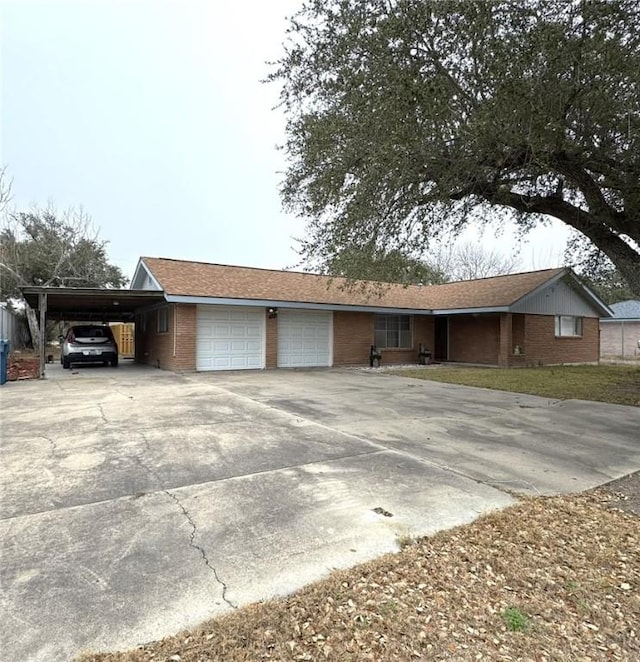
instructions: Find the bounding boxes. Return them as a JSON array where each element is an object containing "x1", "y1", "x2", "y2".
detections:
[
  {"x1": 278, "y1": 310, "x2": 332, "y2": 368},
  {"x1": 197, "y1": 306, "x2": 264, "y2": 371}
]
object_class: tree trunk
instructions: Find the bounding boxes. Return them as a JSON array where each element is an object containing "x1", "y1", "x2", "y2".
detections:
[
  {"x1": 601, "y1": 245, "x2": 640, "y2": 300},
  {"x1": 25, "y1": 304, "x2": 40, "y2": 350},
  {"x1": 570, "y1": 228, "x2": 640, "y2": 299}
]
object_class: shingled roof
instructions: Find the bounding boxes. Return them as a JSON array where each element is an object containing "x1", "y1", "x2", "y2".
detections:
[
  {"x1": 608, "y1": 300, "x2": 640, "y2": 319},
  {"x1": 140, "y1": 257, "x2": 568, "y2": 312}
]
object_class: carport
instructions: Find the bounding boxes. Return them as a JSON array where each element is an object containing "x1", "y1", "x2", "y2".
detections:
[{"x1": 21, "y1": 286, "x2": 166, "y2": 376}]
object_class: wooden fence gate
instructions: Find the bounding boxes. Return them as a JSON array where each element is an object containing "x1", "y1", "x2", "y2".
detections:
[{"x1": 111, "y1": 323, "x2": 135, "y2": 358}]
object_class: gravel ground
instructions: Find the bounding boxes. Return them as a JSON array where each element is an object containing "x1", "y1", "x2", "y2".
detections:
[{"x1": 601, "y1": 471, "x2": 640, "y2": 517}]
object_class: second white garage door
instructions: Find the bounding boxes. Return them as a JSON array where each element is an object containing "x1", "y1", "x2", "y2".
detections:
[
  {"x1": 197, "y1": 306, "x2": 264, "y2": 371},
  {"x1": 277, "y1": 310, "x2": 332, "y2": 368}
]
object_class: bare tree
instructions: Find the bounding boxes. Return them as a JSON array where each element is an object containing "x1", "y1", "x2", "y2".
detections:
[
  {"x1": 0, "y1": 166, "x2": 11, "y2": 213},
  {"x1": 431, "y1": 242, "x2": 521, "y2": 281}
]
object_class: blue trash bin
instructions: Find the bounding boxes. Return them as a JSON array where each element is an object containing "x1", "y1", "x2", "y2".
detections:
[{"x1": 0, "y1": 339, "x2": 10, "y2": 385}]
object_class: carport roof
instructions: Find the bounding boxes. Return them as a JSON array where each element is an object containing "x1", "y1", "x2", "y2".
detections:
[{"x1": 21, "y1": 287, "x2": 166, "y2": 321}]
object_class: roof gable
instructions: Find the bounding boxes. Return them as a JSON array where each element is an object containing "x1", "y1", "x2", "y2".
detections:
[
  {"x1": 511, "y1": 271, "x2": 611, "y2": 318},
  {"x1": 141, "y1": 257, "x2": 570, "y2": 313},
  {"x1": 131, "y1": 259, "x2": 162, "y2": 291}
]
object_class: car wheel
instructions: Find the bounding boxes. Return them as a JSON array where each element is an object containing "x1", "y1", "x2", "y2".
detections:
[
  {"x1": 111, "y1": 357, "x2": 118, "y2": 368},
  {"x1": 62, "y1": 357, "x2": 71, "y2": 369}
]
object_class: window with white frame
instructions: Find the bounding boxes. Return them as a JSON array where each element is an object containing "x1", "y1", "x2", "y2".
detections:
[
  {"x1": 554, "y1": 315, "x2": 583, "y2": 337},
  {"x1": 375, "y1": 314, "x2": 412, "y2": 348},
  {"x1": 157, "y1": 307, "x2": 169, "y2": 333}
]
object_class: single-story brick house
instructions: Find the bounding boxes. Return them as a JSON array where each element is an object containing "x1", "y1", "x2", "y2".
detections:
[
  {"x1": 600, "y1": 300, "x2": 640, "y2": 359},
  {"x1": 130, "y1": 257, "x2": 611, "y2": 371}
]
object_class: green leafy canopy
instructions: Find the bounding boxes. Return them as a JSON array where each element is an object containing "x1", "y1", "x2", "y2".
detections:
[{"x1": 271, "y1": 0, "x2": 640, "y2": 293}]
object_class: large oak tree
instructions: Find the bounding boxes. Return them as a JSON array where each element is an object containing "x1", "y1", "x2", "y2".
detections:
[{"x1": 271, "y1": 0, "x2": 640, "y2": 293}]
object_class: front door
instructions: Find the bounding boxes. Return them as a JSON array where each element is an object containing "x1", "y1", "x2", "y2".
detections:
[{"x1": 434, "y1": 316, "x2": 448, "y2": 361}]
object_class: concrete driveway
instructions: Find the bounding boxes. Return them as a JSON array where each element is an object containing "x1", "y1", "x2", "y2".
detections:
[{"x1": 1, "y1": 365, "x2": 638, "y2": 661}]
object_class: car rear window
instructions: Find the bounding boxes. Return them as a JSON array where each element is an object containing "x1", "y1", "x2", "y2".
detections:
[{"x1": 72, "y1": 326, "x2": 113, "y2": 339}]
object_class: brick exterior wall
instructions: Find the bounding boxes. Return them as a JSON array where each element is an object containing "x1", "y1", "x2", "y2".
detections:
[
  {"x1": 136, "y1": 305, "x2": 600, "y2": 371},
  {"x1": 333, "y1": 312, "x2": 374, "y2": 366},
  {"x1": 600, "y1": 321, "x2": 640, "y2": 358},
  {"x1": 173, "y1": 304, "x2": 197, "y2": 370},
  {"x1": 520, "y1": 314, "x2": 599, "y2": 365},
  {"x1": 332, "y1": 311, "x2": 434, "y2": 367},
  {"x1": 506, "y1": 313, "x2": 528, "y2": 367},
  {"x1": 138, "y1": 307, "x2": 436, "y2": 371},
  {"x1": 135, "y1": 304, "x2": 197, "y2": 371},
  {"x1": 496, "y1": 313, "x2": 526, "y2": 366},
  {"x1": 448, "y1": 314, "x2": 500, "y2": 365},
  {"x1": 512, "y1": 314, "x2": 525, "y2": 351},
  {"x1": 438, "y1": 312, "x2": 599, "y2": 367},
  {"x1": 498, "y1": 313, "x2": 511, "y2": 367},
  {"x1": 265, "y1": 313, "x2": 278, "y2": 368},
  {"x1": 379, "y1": 315, "x2": 434, "y2": 365}
]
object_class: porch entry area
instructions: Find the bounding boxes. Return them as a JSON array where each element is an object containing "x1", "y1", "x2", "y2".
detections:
[
  {"x1": 434, "y1": 316, "x2": 448, "y2": 361},
  {"x1": 432, "y1": 313, "x2": 524, "y2": 366}
]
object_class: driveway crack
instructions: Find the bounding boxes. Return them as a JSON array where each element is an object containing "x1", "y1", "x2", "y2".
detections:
[
  {"x1": 131, "y1": 440, "x2": 160, "y2": 485},
  {"x1": 130, "y1": 433, "x2": 236, "y2": 609},
  {"x1": 41, "y1": 435, "x2": 57, "y2": 456},
  {"x1": 138, "y1": 431, "x2": 155, "y2": 465},
  {"x1": 164, "y1": 489, "x2": 237, "y2": 610},
  {"x1": 98, "y1": 404, "x2": 108, "y2": 424}
]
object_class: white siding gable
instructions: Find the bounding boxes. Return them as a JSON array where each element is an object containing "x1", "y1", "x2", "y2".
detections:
[
  {"x1": 512, "y1": 277, "x2": 601, "y2": 317},
  {"x1": 131, "y1": 262, "x2": 162, "y2": 290}
]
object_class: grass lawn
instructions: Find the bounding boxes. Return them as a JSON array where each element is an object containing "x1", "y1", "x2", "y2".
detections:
[
  {"x1": 77, "y1": 490, "x2": 639, "y2": 661},
  {"x1": 392, "y1": 364, "x2": 640, "y2": 406}
]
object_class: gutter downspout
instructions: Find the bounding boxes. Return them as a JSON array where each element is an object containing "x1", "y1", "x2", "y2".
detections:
[{"x1": 173, "y1": 304, "x2": 177, "y2": 359}]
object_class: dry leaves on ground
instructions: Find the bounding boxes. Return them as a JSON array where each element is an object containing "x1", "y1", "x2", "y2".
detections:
[{"x1": 79, "y1": 489, "x2": 639, "y2": 662}]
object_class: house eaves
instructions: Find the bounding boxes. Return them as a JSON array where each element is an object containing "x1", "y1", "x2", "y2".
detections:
[
  {"x1": 431, "y1": 305, "x2": 510, "y2": 315},
  {"x1": 164, "y1": 294, "x2": 434, "y2": 316}
]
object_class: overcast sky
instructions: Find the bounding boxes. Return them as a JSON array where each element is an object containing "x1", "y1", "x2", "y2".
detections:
[{"x1": 1, "y1": 0, "x2": 570, "y2": 283}]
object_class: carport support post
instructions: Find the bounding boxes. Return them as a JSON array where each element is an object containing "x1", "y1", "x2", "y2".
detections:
[{"x1": 39, "y1": 291, "x2": 47, "y2": 378}]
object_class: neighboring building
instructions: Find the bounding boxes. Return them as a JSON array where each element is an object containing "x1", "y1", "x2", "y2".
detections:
[
  {"x1": 0, "y1": 303, "x2": 20, "y2": 348},
  {"x1": 129, "y1": 257, "x2": 610, "y2": 372},
  {"x1": 600, "y1": 300, "x2": 640, "y2": 359}
]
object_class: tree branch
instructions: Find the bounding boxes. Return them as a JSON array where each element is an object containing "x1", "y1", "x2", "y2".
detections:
[
  {"x1": 549, "y1": 151, "x2": 614, "y2": 216},
  {"x1": 486, "y1": 188, "x2": 640, "y2": 295},
  {"x1": 0, "y1": 261, "x2": 28, "y2": 286}
]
